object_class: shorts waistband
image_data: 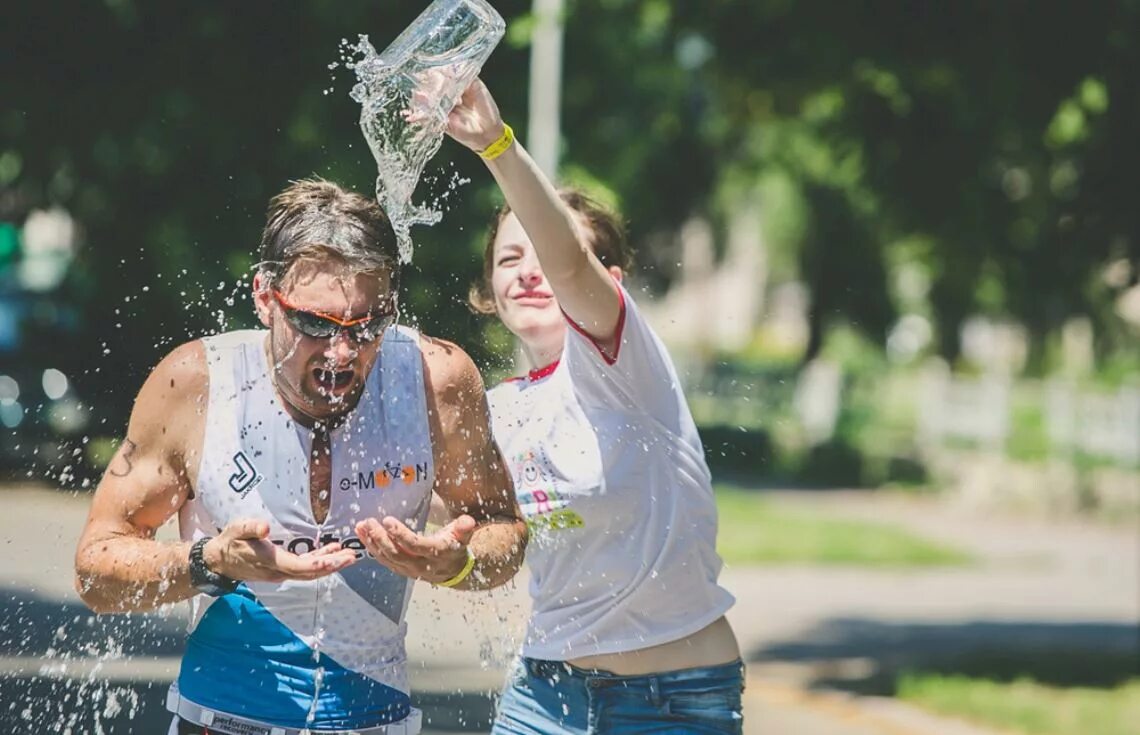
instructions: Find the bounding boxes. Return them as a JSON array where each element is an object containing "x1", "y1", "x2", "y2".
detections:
[
  {"x1": 522, "y1": 657, "x2": 744, "y2": 689},
  {"x1": 166, "y1": 684, "x2": 421, "y2": 735}
]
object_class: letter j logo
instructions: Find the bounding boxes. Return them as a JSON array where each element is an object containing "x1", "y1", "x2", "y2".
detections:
[{"x1": 229, "y1": 451, "x2": 261, "y2": 494}]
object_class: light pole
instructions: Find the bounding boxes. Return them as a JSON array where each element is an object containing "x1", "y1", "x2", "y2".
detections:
[
  {"x1": 527, "y1": 0, "x2": 564, "y2": 178},
  {"x1": 515, "y1": 0, "x2": 565, "y2": 371}
]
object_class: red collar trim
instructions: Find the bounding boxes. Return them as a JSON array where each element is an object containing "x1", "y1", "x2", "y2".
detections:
[
  {"x1": 502, "y1": 359, "x2": 560, "y2": 384},
  {"x1": 527, "y1": 360, "x2": 560, "y2": 381}
]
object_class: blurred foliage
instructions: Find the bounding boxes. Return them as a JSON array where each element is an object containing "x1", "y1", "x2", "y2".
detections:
[
  {"x1": 798, "y1": 327, "x2": 930, "y2": 487},
  {"x1": 2, "y1": 0, "x2": 1139, "y2": 438},
  {"x1": 721, "y1": 331, "x2": 803, "y2": 370},
  {"x1": 715, "y1": 484, "x2": 971, "y2": 566},
  {"x1": 1091, "y1": 349, "x2": 1140, "y2": 388},
  {"x1": 1005, "y1": 392, "x2": 1053, "y2": 463},
  {"x1": 673, "y1": 0, "x2": 1139, "y2": 366},
  {"x1": 898, "y1": 674, "x2": 1140, "y2": 735}
]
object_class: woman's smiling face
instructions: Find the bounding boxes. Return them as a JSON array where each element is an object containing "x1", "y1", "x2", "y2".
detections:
[{"x1": 490, "y1": 212, "x2": 567, "y2": 350}]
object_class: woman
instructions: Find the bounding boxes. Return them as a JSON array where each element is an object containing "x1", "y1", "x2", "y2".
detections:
[{"x1": 445, "y1": 80, "x2": 744, "y2": 734}]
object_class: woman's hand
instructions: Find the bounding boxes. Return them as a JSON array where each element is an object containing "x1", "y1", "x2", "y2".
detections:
[{"x1": 442, "y1": 78, "x2": 506, "y2": 153}]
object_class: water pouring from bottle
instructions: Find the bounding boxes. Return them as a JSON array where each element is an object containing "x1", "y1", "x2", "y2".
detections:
[{"x1": 347, "y1": 0, "x2": 506, "y2": 264}]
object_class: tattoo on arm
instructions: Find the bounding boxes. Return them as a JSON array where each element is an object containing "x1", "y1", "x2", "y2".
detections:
[{"x1": 108, "y1": 438, "x2": 138, "y2": 478}]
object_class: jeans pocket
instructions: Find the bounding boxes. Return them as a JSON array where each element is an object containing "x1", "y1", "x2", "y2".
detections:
[{"x1": 665, "y1": 690, "x2": 743, "y2": 732}]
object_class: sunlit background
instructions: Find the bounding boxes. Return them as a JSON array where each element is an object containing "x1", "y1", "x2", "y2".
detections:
[{"x1": 1, "y1": 2, "x2": 1137, "y2": 734}]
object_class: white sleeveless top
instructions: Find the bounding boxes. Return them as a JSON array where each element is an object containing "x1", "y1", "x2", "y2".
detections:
[
  {"x1": 173, "y1": 327, "x2": 434, "y2": 730},
  {"x1": 488, "y1": 284, "x2": 735, "y2": 661}
]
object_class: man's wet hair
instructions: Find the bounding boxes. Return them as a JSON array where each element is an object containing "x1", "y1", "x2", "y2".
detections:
[{"x1": 258, "y1": 178, "x2": 399, "y2": 288}]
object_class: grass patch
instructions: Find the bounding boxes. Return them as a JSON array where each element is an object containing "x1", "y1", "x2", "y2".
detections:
[
  {"x1": 714, "y1": 486, "x2": 971, "y2": 566},
  {"x1": 898, "y1": 673, "x2": 1140, "y2": 735}
]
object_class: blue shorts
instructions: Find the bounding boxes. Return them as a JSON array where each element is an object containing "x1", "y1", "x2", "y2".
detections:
[{"x1": 491, "y1": 657, "x2": 744, "y2": 734}]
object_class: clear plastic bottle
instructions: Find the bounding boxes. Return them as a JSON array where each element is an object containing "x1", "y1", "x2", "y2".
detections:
[{"x1": 351, "y1": 0, "x2": 506, "y2": 263}]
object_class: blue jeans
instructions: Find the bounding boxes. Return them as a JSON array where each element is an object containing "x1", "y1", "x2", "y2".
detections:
[{"x1": 492, "y1": 657, "x2": 744, "y2": 734}]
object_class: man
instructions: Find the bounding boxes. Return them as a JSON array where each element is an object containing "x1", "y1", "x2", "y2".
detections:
[{"x1": 74, "y1": 178, "x2": 526, "y2": 735}]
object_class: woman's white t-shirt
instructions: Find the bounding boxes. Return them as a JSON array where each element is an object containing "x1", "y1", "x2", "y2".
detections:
[{"x1": 487, "y1": 283, "x2": 735, "y2": 660}]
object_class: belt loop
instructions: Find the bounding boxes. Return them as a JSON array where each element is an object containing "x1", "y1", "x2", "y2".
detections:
[{"x1": 648, "y1": 676, "x2": 662, "y2": 707}]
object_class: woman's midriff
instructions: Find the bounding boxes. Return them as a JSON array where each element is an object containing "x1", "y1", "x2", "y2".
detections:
[{"x1": 565, "y1": 616, "x2": 740, "y2": 676}]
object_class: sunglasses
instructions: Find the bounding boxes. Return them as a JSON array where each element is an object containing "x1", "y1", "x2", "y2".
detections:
[{"x1": 272, "y1": 289, "x2": 396, "y2": 343}]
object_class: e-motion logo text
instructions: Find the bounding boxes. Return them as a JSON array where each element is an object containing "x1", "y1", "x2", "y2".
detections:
[{"x1": 340, "y1": 461, "x2": 429, "y2": 491}]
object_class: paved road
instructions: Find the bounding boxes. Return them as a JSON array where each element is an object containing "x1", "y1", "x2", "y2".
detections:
[{"x1": 1, "y1": 484, "x2": 1136, "y2": 734}]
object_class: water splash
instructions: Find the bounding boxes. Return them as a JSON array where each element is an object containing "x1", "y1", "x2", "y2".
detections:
[
  {"x1": 344, "y1": 1, "x2": 504, "y2": 264},
  {"x1": 346, "y1": 38, "x2": 445, "y2": 264}
]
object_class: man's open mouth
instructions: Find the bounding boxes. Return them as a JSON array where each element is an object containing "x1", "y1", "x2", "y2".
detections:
[{"x1": 314, "y1": 368, "x2": 354, "y2": 393}]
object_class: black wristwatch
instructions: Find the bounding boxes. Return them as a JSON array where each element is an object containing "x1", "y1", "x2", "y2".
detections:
[{"x1": 188, "y1": 537, "x2": 239, "y2": 597}]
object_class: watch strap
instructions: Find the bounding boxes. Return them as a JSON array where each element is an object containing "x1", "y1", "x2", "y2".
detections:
[{"x1": 189, "y1": 537, "x2": 239, "y2": 596}]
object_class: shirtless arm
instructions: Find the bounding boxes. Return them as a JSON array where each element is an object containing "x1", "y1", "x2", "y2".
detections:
[
  {"x1": 357, "y1": 337, "x2": 526, "y2": 590},
  {"x1": 74, "y1": 342, "x2": 209, "y2": 612},
  {"x1": 74, "y1": 341, "x2": 356, "y2": 614}
]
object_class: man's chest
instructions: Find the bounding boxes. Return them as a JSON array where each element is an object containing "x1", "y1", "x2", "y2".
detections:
[{"x1": 196, "y1": 426, "x2": 435, "y2": 540}]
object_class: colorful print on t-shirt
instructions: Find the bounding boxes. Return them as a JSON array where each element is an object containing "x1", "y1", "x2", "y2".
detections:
[{"x1": 510, "y1": 448, "x2": 584, "y2": 537}]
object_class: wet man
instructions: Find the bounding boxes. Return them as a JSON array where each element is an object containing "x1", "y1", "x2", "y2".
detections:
[{"x1": 74, "y1": 179, "x2": 526, "y2": 735}]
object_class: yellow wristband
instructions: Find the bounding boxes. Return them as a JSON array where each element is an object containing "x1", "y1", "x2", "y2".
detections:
[
  {"x1": 435, "y1": 547, "x2": 476, "y2": 588},
  {"x1": 479, "y1": 123, "x2": 515, "y2": 161}
]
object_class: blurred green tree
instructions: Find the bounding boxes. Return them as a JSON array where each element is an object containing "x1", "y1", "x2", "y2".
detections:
[{"x1": 2, "y1": 0, "x2": 1137, "y2": 441}]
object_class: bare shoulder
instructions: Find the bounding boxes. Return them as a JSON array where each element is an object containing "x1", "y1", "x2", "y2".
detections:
[
  {"x1": 418, "y1": 334, "x2": 486, "y2": 397},
  {"x1": 86, "y1": 340, "x2": 209, "y2": 535},
  {"x1": 418, "y1": 333, "x2": 492, "y2": 446},
  {"x1": 130, "y1": 339, "x2": 209, "y2": 453},
  {"x1": 156, "y1": 339, "x2": 208, "y2": 383},
  {"x1": 139, "y1": 339, "x2": 208, "y2": 410}
]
